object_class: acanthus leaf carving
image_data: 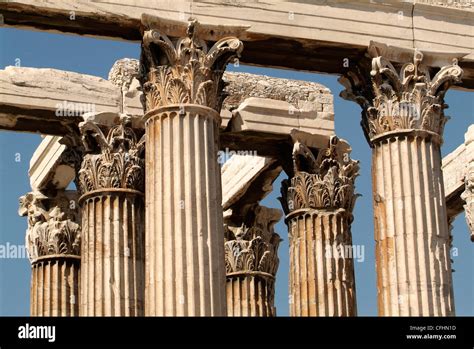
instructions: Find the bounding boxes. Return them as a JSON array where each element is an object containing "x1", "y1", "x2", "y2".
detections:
[
  {"x1": 340, "y1": 50, "x2": 463, "y2": 144},
  {"x1": 280, "y1": 136, "x2": 360, "y2": 216},
  {"x1": 18, "y1": 191, "x2": 81, "y2": 263},
  {"x1": 77, "y1": 116, "x2": 145, "y2": 195},
  {"x1": 224, "y1": 205, "x2": 281, "y2": 276},
  {"x1": 140, "y1": 19, "x2": 243, "y2": 112}
]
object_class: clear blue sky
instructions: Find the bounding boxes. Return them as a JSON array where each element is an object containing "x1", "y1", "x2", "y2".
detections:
[{"x1": 0, "y1": 28, "x2": 472, "y2": 316}]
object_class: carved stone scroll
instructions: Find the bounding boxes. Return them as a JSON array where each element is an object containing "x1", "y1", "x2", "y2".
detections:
[
  {"x1": 77, "y1": 115, "x2": 145, "y2": 316},
  {"x1": 140, "y1": 17, "x2": 243, "y2": 316},
  {"x1": 280, "y1": 135, "x2": 359, "y2": 316},
  {"x1": 339, "y1": 48, "x2": 462, "y2": 316}
]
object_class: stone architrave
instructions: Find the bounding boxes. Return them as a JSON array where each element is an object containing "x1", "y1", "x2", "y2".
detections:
[
  {"x1": 339, "y1": 47, "x2": 463, "y2": 316},
  {"x1": 140, "y1": 16, "x2": 244, "y2": 316},
  {"x1": 77, "y1": 115, "x2": 145, "y2": 316},
  {"x1": 461, "y1": 125, "x2": 474, "y2": 241},
  {"x1": 280, "y1": 135, "x2": 360, "y2": 316},
  {"x1": 18, "y1": 190, "x2": 81, "y2": 316},
  {"x1": 442, "y1": 124, "x2": 474, "y2": 242},
  {"x1": 224, "y1": 205, "x2": 281, "y2": 317}
]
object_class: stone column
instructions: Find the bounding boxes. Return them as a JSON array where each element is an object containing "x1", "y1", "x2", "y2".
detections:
[
  {"x1": 280, "y1": 135, "x2": 359, "y2": 316},
  {"x1": 461, "y1": 125, "x2": 474, "y2": 241},
  {"x1": 140, "y1": 19, "x2": 243, "y2": 316},
  {"x1": 340, "y1": 49, "x2": 463, "y2": 316},
  {"x1": 77, "y1": 116, "x2": 145, "y2": 316},
  {"x1": 19, "y1": 190, "x2": 81, "y2": 316},
  {"x1": 224, "y1": 205, "x2": 281, "y2": 316}
]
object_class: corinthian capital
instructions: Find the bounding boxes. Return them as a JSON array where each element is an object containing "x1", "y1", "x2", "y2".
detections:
[
  {"x1": 280, "y1": 135, "x2": 360, "y2": 216},
  {"x1": 77, "y1": 115, "x2": 145, "y2": 195},
  {"x1": 140, "y1": 16, "x2": 244, "y2": 113},
  {"x1": 18, "y1": 191, "x2": 81, "y2": 263},
  {"x1": 224, "y1": 205, "x2": 281, "y2": 277},
  {"x1": 339, "y1": 48, "x2": 463, "y2": 144}
]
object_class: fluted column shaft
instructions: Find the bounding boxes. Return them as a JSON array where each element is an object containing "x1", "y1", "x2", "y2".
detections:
[
  {"x1": 287, "y1": 209, "x2": 357, "y2": 316},
  {"x1": 372, "y1": 133, "x2": 454, "y2": 315},
  {"x1": 31, "y1": 257, "x2": 80, "y2": 316},
  {"x1": 226, "y1": 274, "x2": 275, "y2": 316},
  {"x1": 79, "y1": 190, "x2": 144, "y2": 316},
  {"x1": 280, "y1": 135, "x2": 359, "y2": 317},
  {"x1": 140, "y1": 18, "x2": 243, "y2": 316},
  {"x1": 224, "y1": 205, "x2": 281, "y2": 317},
  {"x1": 145, "y1": 104, "x2": 225, "y2": 316},
  {"x1": 339, "y1": 48, "x2": 462, "y2": 316},
  {"x1": 77, "y1": 118, "x2": 145, "y2": 316},
  {"x1": 19, "y1": 190, "x2": 81, "y2": 317}
]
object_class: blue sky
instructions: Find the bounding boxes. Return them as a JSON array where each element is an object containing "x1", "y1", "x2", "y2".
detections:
[{"x1": 0, "y1": 28, "x2": 472, "y2": 316}]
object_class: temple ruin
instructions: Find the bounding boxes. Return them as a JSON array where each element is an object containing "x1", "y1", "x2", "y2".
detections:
[{"x1": 0, "y1": 0, "x2": 472, "y2": 317}]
